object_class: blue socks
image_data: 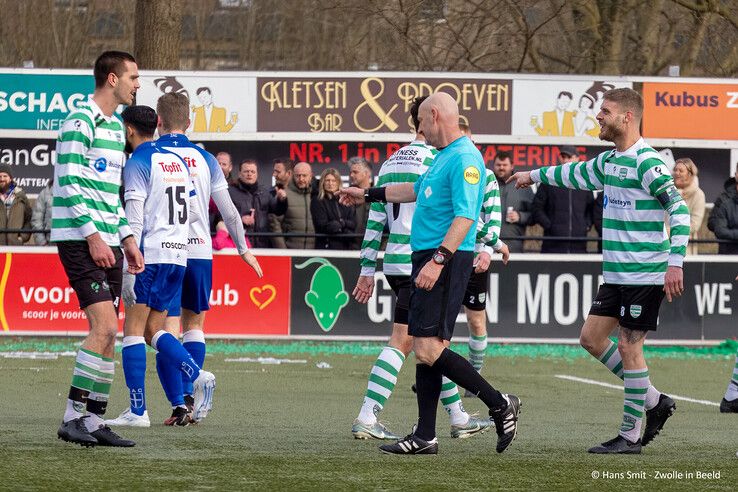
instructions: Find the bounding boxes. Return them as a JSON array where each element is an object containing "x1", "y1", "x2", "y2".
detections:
[
  {"x1": 156, "y1": 352, "x2": 185, "y2": 407},
  {"x1": 151, "y1": 330, "x2": 201, "y2": 382},
  {"x1": 122, "y1": 336, "x2": 147, "y2": 416},
  {"x1": 182, "y1": 330, "x2": 206, "y2": 396}
]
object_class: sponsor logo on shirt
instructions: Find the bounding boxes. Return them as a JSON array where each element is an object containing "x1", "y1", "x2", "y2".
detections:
[
  {"x1": 159, "y1": 161, "x2": 184, "y2": 173},
  {"x1": 188, "y1": 237, "x2": 206, "y2": 245},
  {"x1": 603, "y1": 195, "x2": 633, "y2": 210},
  {"x1": 464, "y1": 166, "x2": 480, "y2": 185},
  {"x1": 94, "y1": 157, "x2": 107, "y2": 172},
  {"x1": 161, "y1": 241, "x2": 188, "y2": 250}
]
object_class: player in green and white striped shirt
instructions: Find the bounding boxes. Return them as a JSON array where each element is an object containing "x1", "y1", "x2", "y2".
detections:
[
  {"x1": 351, "y1": 98, "x2": 506, "y2": 440},
  {"x1": 54, "y1": 51, "x2": 144, "y2": 448},
  {"x1": 508, "y1": 88, "x2": 687, "y2": 455}
]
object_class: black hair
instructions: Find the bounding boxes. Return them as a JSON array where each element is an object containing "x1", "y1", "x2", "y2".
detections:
[
  {"x1": 94, "y1": 51, "x2": 136, "y2": 89},
  {"x1": 121, "y1": 105, "x2": 157, "y2": 138},
  {"x1": 410, "y1": 96, "x2": 428, "y2": 132},
  {"x1": 495, "y1": 151, "x2": 512, "y2": 162}
]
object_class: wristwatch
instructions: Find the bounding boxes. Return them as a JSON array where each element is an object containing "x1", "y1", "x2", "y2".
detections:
[{"x1": 432, "y1": 246, "x2": 453, "y2": 265}]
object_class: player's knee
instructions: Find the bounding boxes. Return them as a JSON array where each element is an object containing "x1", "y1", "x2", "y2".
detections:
[{"x1": 579, "y1": 332, "x2": 598, "y2": 355}]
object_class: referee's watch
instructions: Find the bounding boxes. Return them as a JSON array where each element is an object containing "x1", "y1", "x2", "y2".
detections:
[{"x1": 432, "y1": 246, "x2": 453, "y2": 266}]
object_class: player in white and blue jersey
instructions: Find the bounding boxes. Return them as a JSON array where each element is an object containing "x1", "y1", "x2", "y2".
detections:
[
  {"x1": 154, "y1": 92, "x2": 262, "y2": 426},
  {"x1": 106, "y1": 105, "x2": 216, "y2": 428}
]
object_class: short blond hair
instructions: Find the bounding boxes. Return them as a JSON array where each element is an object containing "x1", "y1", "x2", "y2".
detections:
[{"x1": 157, "y1": 92, "x2": 190, "y2": 133}]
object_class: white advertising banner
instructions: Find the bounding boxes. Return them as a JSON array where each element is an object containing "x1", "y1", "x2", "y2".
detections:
[
  {"x1": 135, "y1": 73, "x2": 257, "y2": 134},
  {"x1": 512, "y1": 79, "x2": 632, "y2": 140}
]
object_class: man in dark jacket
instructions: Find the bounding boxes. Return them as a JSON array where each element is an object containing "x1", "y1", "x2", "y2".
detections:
[
  {"x1": 228, "y1": 159, "x2": 286, "y2": 248},
  {"x1": 269, "y1": 162, "x2": 316, "y2": 249},
  {"x1": 493, "y1": 151, "x2": 534, "y2": 252},
  {"x1": 532, "y1": 146, "x2": 596, "y2": 253},
  {"x1": 348, "y1": 156, "x2": 373, "y2": 249},
  {"x1": 0, "y1": 163, "x2": 32, "y2": 245},
  {"x1": 708, "y1": 169, "x2": 738, "y2": 255}
]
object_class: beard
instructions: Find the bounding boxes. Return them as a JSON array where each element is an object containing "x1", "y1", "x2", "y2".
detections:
[{"x1": 599, "y1": 123, "x2": 622, "y2": 143}]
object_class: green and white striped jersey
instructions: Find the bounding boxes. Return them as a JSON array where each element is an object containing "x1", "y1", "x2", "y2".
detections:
[
  {"x1": 360, "y1": 141, "x2": 503, "y2": 277},
  {"x1": 475, "y1": 169, "x2": 503, "y2": 255},
  {"x1": 51, "y1": 98, "x2": 131, "y2": 246},
  {"x1": 360, "y1": 141, "x2": 436, "y2": 277},
  {"x1": 531, "y1": 138, "x2": 689, "y2": 285}
]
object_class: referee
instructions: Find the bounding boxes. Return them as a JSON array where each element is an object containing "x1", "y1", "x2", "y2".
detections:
[{"x1": 340, "y1": 92, "x2": 520, "y2": 455}]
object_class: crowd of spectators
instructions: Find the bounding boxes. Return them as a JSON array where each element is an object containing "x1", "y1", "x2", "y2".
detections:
[{"x1": 5, "y1": 145, "x2": 738, "y2": 253}]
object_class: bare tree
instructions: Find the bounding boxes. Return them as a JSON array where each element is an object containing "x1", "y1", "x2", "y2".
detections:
[
  {"x1": 1, "y1": 0, "x2": 737, "y2": 76},
  {"x1": 134, "y1": 0, "x2": 183, "y2": 69}
]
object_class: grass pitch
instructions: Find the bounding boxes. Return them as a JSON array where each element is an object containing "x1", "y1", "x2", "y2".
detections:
[{"x1": 0, "y1": 339, "x2": 736, "y2": 491}]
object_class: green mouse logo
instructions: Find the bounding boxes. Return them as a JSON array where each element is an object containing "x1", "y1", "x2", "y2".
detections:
[{"x1": 296, "y1": 258, "x2": 349, "y2": 332}]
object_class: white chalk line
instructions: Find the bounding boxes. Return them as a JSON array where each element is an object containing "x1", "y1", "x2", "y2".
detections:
[{"x1": 555, "y1": 374, "x2": 720, "y2": 407}]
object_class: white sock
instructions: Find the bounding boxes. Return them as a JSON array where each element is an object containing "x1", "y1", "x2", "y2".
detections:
[{"x1": 441, "y1": 377, "x2": 468, "y2": 426}]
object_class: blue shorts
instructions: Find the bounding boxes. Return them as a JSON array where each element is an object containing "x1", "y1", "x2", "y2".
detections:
[
  {"x1": 168, "y1": 259, "x2": 212, "y2": 317},
  {"x1": 134, "y1": 263, "x2": 186, "y2": 313}
]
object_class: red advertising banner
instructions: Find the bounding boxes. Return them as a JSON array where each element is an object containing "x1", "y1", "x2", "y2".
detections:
[
  {"x1": 0, "y1": 251, "x2": 290, "y2": 336},
  {"x1": 207, "y1": 253, "x2": 290, "y2": 336}
]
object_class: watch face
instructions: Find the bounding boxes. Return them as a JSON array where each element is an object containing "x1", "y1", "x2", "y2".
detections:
[{"x1": 433, "y1": 253, "x2": 445, "y2": 264}]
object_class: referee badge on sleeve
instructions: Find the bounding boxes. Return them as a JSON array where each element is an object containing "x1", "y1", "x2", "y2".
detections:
[{"x1": 464, "y1": 166, "x2": 480, "y2": 184}]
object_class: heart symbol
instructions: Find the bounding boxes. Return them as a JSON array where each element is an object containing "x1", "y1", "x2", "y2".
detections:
[{"x1": 250, "y1": 285, "x2": 276, "y2": 310}]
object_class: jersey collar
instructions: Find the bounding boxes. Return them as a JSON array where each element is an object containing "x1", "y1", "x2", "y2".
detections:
[
  {"x1": 613, "y1": 137, "x2": 645, "y2": 158},
  {"x1": 157, "y1": 133, "x2": 190, "y2": 145}
]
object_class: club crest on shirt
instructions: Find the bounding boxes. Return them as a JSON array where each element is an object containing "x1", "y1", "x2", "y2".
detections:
[
  {"x1": 618, "y1": 167, "x2": 627, "y2": 181},
  {"x1": 464, "y1": 166, "x2": 480, "y2": 185}
]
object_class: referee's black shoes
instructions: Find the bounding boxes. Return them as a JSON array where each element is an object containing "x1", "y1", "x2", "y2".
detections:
[
  {"x1": 379, "y1": 433, "x2": 438, "y2": 455},
  {"x1": 490, "y1": 394, "x2": 521, "y2": 453}
]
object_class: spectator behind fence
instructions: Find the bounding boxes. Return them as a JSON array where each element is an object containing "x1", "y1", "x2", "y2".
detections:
[
  {"x1": 228, "y1": 159, "x2": 286, "y2": 248},
  {"x1": 532, "y1": 146, "x2": 596, "y2": 253},
  {"x1": 673, "y1": 158, "x2": 705, "y2": 255},
  {"x1": 211, "y1": 220, "x2": 252, "y2": 251},
  {"x1": 311, "y1": 168, "x2": 356, "y2": 250},
  {"x1": 32, "y1": 181, "x2": 53, "y2": 245},
  {"x1": 269, "y1": 161, "x2": 316, "y2": 249},
  {"x1": 708, "y1": 166, "x2": 738, "y2": 254},
  {"x1": 493, "y1": 151, "x2": 534, "y2": 252},
  {"x1": 348, "y1": 156, "x2": 373, "y2": 249},
  {"x1": 0, "y1": 164, "x2": 32, "y2": 245},
  {"x1": 216, "y1": 151, "x2": 236, "y2": 185}
]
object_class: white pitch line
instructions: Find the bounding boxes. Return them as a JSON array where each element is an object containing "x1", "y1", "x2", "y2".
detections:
[{"x1": 555, "y1": 374, "x2": 720, "y2": 407}]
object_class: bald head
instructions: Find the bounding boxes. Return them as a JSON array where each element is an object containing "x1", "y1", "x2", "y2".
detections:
[
  {"x1": 418, "y1": 92, "x2": 462, "y2": 148},
  {"x1": 292, "y1": 161, "x2": 313, "y2": 190}
]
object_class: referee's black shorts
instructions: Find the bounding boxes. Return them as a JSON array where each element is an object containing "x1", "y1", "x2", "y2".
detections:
[{"x1": 408, "y1": 249, "x2": 474, "y2": 341}]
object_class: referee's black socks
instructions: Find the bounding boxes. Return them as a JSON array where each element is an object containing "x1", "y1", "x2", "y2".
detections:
[
  {"x1": 433, "y1": 348, "x2": 507, "y2": 411},
  {"x1": 414, "y1": 363, "x2": 442, "y2": 441}
]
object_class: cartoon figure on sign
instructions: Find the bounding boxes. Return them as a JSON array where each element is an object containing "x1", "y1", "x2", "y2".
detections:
[
  {"x1": 296, "y1": 258, "x2": 349, "y2": 332},
  {"x1": 191, "y1": 87, "x2": 238, "y2": 133}
]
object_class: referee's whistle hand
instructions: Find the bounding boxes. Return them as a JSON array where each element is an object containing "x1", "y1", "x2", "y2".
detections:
[
  {"x1": 415, "y1": 261, "x2": 442, "y2": 291},
  {"x1": 506, "y1": 171, "x2": 532, "y2": 189}
]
